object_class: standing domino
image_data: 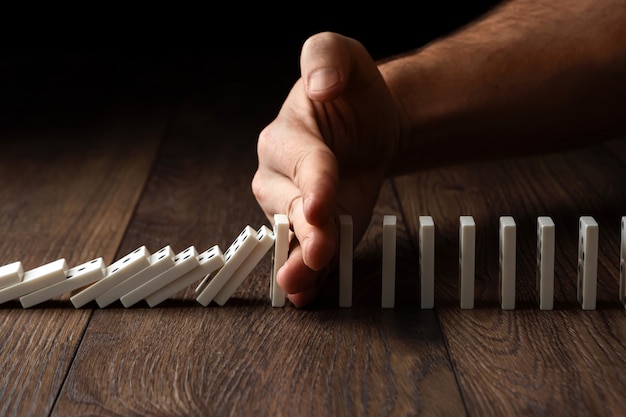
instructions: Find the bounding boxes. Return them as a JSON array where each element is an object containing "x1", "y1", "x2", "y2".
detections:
[
  {"x1": 459, "y1": 216, "x2": 476, "y2": 309},
  {"x1": 621, "y1": 217, "x2": 626, "y2": 308},
  {"x1": 143, "y1": 245, "x2": 225, "y2": 308},
  {"x1": 339, "y1": 215, "x2": 353, "y2": 308},
  {"x1": 213, "y1": 225, "x2": 275, "y2": 306},
  {"x1": 0, "y1": 259, "x2": 68, "y2": 305},
  {"x1": 419, "y1": 216, "x2": 435, "y2": 309},
  {"x1": 537, "y1": 216, "x2": 555, "y2": 310},
  {"x1": 499, "y1": 216, "x2": 516, "y2": 310},
  {"x1": 270, "y1": 214, "x2": 289, "y2": 307},
  {"x1": 381, "y1": 215, "x2": 397, "y2": 309},
  {"x1": 95, "y1": 246, "x2": 176, "y2": 308},
  {"x1": 577, "y1": 216, "x2": 598, "y2": 310},
  {"x1": 70, "y1": 246, "x2": 150, "y2": 308},
  {"x1": 196, "y1": 226, "x2": 259, "y2": 306},
  {"x1": 20, "y1": 258, "x2": 105, "y2": 308},
  {"x1": 0, "y1": 261, "x2": 24, "y2": 291}
]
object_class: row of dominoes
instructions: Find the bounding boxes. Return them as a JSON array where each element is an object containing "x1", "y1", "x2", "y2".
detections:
[
  {"x1": 332, "y1": 213, "x2": 626, "y2": 311},
  {"x1": 0, "y1": 224, "x2": 276, "y2": 309}
]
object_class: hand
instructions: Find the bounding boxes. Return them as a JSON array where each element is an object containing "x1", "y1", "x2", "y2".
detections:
[{"x1": 252, "y1": 32, "x2": 402, "y2": 307}]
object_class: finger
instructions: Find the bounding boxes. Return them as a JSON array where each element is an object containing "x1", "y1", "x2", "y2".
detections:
[
  {"x1": 256, "y1": 114, "x2": 338, "y2": 227},
  {"x1": 300, "y1": 32, "x2": 380, "y2": 102},
  {"x1": 276, "y1": 242, "x2": 329, "y2": 308}
]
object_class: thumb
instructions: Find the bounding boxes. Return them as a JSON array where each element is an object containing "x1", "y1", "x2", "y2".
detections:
[{"x1": 300, "y1": 32, "x2": 380, "y2": 102}]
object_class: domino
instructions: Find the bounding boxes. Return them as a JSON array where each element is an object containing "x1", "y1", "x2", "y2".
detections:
[
  {"x1": 536, "y1": 216, "x2": 555, "y2": 310},
  {"x1": 577, "y1": 216, "x2": 598, "y2": 310},
  {"x1": 20, "y1": 258, "x2": 105, "y2": 308},
  {"x1": 121, "y1": 246, "x2": 199, "y2": 308},
  {"x1": 213, "y1": 225, "x2": 275, "y2": 306},
  {"x1": 0, "y1": 258, "x2": 68, "y2": 305},
  {"x1": 459, "y1": 216, "x2": 476, "y2": 309},
  {"x1": 196, "y1": 225, "x2": 259, "y2": 307},
  {"x1": 270, "y1": 214, "x2": 289, "y2": 307},
  {"x1": 499, "y1": 216, "x2": 516, "y2": 310},
  {"x1": 70, "y1": 246, "x2": 150, "y2": 308},
  {"x1": 0, "y1": 261, "x2": 24, "y2": 291},
  {"x1": 619, "y1": 216, "x2": 626, "y2": 308},
  {"x1": 381, "y1": 215, "x2": 397, "y2": 309},
  {"x1": 95, "y1": 246, "x2": 176, "y2": 308},
  {"x1": 338, "y1": 214, "x2": 353, "y2": 308},
  {"x1": 419, "y1": 216, "x2": 435, "y2": 309},
  {"x1": 144, "y1": 245, "x2": 225, "y2": 307}
]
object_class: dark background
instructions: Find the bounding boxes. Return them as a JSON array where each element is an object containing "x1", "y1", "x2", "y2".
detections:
[{"x1": 0, "y1": 2, "x2": 503, "y2": 129}]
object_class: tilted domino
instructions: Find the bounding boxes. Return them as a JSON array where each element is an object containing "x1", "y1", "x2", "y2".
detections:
[
  {"x1": 0, "y1": 259, "x2": 68, "y2": 305},
  {"x1": 270, "y1": 214, "x2": 289, "y2": 307},
  {"x1": 20, "y1": 258, "x2": 105, "y2": 308},
  {"x1": 0, "y1": 261, "x2": 24, "y2": 291},
  {"x1": 196, "y1": 225, "x2": 259, "y2": 307},
  {"x1": 121, "y1": 246, "x2": 200, "y2": 308},
  {"x1": 70, "y1": 246, "x2": 150, "y2": 308},
  {"x1": 143, "y1": 245, "x2": 225, "y2": 308},
  {"x1": 95, "y1": 246, "x2": 176, "y2": 308}
]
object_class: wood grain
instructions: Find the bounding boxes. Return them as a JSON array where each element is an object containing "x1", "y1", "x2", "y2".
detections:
[
  {"x1": 395, "y1": 144, "x2": 626, "y2": 416},
  {"x1": 0, "y1": 103, "x2": 168, "y2": 417},
  {"x1": 52, "y1": 98, "x2": 465, "y2": 417}
]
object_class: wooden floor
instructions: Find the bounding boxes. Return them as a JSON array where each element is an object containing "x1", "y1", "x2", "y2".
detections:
[{"x1": 1, "y1": 55, "x2": 626, "y2": 417}]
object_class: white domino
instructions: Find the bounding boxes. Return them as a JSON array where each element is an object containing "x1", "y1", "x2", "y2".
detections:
[
  {"x1": 0, "y1": 258, "x2": 68, "y2": 305},
  {"x1": 339, "y1": 214, "x2": 353, "y2": 308},
  {"x1": 419, "y1": 216, "x2": 435, "y2": 309},
  {"x1": 381, "y1": 215, "x2": 397, "y2": 308},
  {"x1": 577, "y1": 216, "x2": 598, "y2": 310},
  {"x1": 196, "y1": 226, "x2": 259, "y2": 307},
  {"x1": 70, "y1": 246, "x2": 150, "y2": 308},
  {"x1": 537, "y1": 216, "x2": 555, "y2": 310},
  {"x1": 20, "y1": 258, "x2": 105, "y2": 308},
  {"x1": 213, "y1": 225, "x2": 275, "y2": 306},
  {"x1": 620, "y1": 217, "x2": 626, "y2": 308},
  {"x1": 122, "y1": 246, "x2": 200, "y2": 308},
  {"x1": 270, "y1": 214, "x2": 289, "y2": 307},
  {"x1": 459, "y1": 216, "x2": 476, "y2": 309},
  {"x1": 0, "y1": 261, "x2": 24, "y2": 291},
  {"x1": 96, "y1": 246, "x2": 176, "y2": 308},
  {"x1": 499, "y1": 216, "x2": 516, "y2": 310},
  {"x1": 145, "y1": 245, "x2": 225, "y2": 307}
]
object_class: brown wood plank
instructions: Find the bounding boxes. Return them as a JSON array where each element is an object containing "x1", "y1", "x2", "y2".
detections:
[
  {"x1": 395, "y1": 144, "x2": 626, "y2": 416},
  {"x1": 52, "y1": 97, "x2": 465, "y2": 417},
  {"x1": 0, "y1": 103, "x2": 168, "y2": 417}
]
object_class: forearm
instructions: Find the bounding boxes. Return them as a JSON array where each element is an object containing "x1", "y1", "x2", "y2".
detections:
[{"x1": 381, "y1": 0, "x2": 626, "y2": 175}]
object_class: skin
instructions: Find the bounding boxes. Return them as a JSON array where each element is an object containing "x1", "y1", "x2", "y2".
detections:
[{"x1": 252, "y1": 0, "x2": 626, "y2": 307}]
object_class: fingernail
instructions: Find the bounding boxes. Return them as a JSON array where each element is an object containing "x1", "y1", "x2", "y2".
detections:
[{"x1": 308, "y1": 67, "x2": 340, "y2": 93}]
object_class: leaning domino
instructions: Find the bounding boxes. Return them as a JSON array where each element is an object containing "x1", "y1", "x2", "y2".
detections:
[
  {"x1": 196, "y1": 225, "x2": 259, "y2": 307},
  {"x1": 0, "y1": 261, "x2": 24, "y2": 291},
  {"x1": 459, "y1": 216, "x2": 476, "y2": 309},
  {"x1": 213, "y1": 225, "x2": 275, "y2": 306},
  {"x1": 577, "y1": 216, "x2": 598, "y2": 310},
  {"x1": 70, "y1": 246, "x2": 150, "y2": 308},
  {"x1": 95, "y1": 246, "x2": 176, "y2": 308},
  {"x1": 537, "y1": 216, "x2": 555, "y2": 310},
  {"x1": 419, "y1": 216, "x2": 435, "y2": 309},
  {"x1": 619, "y1": 216, "x2": 626, "y2": 308},
  {"x1": 381, "y1": 215, "x2": 397, "y2": 309},
  {"x1": 0, "y1": 259, "x2": 68, "y2": 305},
  {"x1": 270, "y1": 214, "x2": 289, "y2": 307},
  {"x1": 499, "y1": 216, "x2": 516, "y2": 310},
  {"x1": 143, "y1": 245, "x2": 225, "y2": 308},
  {"x1": 339, "y1": 215, "x2": 353, "y2": 308},
  {"x1": 20, "y1": 258, "x2": 105, "y2": 308},
  {"x1": 122, "y1": 246, "x2": 200, "y2": 307}
]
